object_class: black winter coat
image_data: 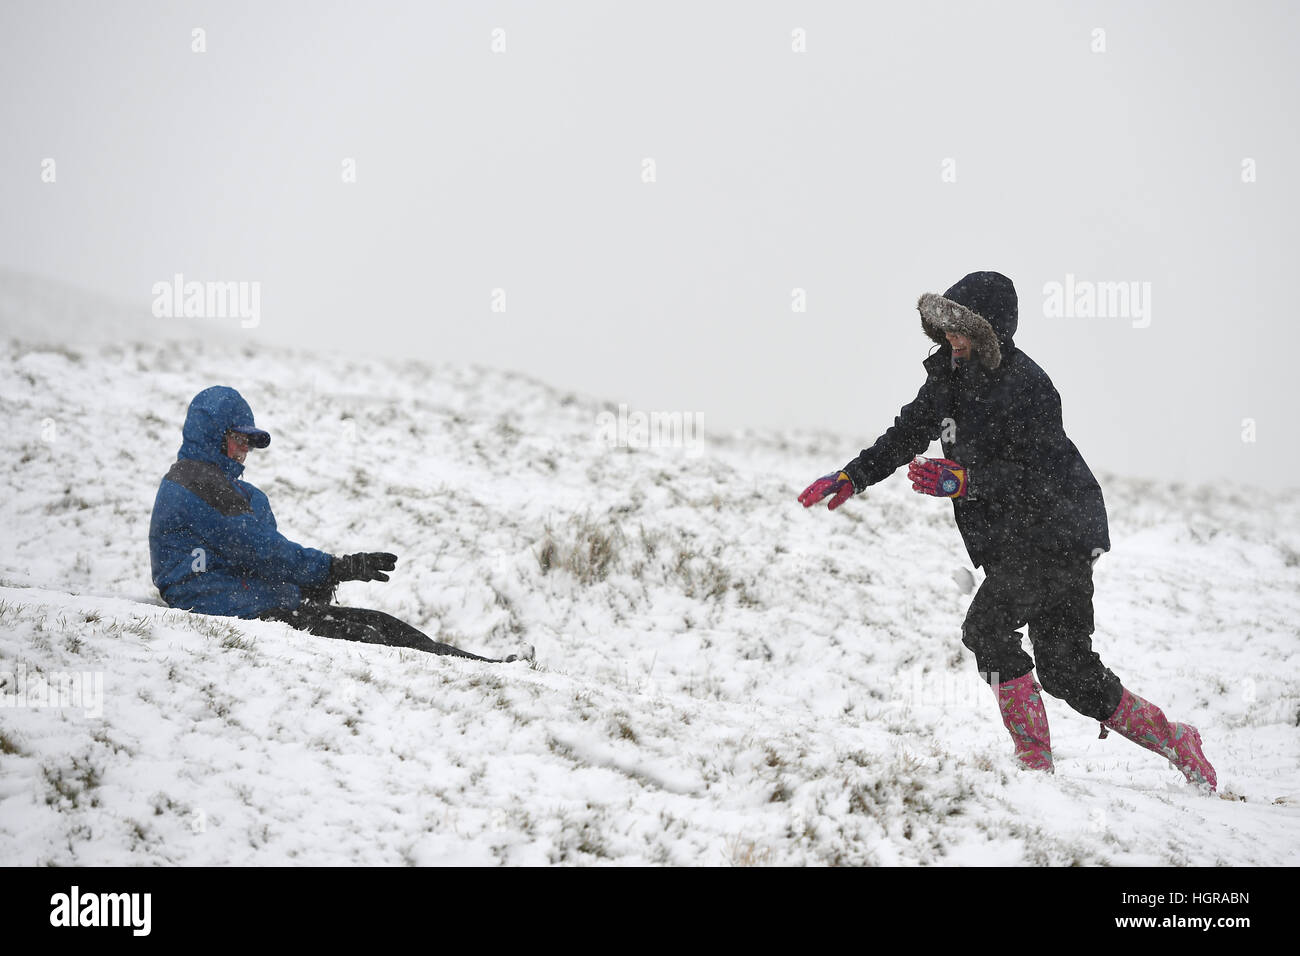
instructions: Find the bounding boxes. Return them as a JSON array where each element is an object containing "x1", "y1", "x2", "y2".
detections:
[{"x1": 842, "y1": 272, "x2": 1109, "y2": 569}]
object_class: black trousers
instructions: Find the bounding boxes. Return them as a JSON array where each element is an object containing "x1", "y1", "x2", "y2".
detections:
[
  {"x1": 260, "y1": 602, "x2": 498, "y2": 661},
  {"x1": 961, "y1": 551, "x2": 1123, "y2": 721}
]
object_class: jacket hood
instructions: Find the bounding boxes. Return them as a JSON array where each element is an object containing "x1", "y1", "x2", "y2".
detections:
[
  {"x1": 177, "y1": 386, "x2": 268, "y2": 479},
  {"x1": 917, "y1": 271, "x2": 1018, "y2": 371}
]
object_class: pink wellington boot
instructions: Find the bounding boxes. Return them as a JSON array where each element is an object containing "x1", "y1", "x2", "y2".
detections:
[
  {"x1": 1100, "y1": 688, "x2": 1217, "y2": 791},
  {"x1": 994, "y1": 673, "x2": 1053, "y2": 772}
]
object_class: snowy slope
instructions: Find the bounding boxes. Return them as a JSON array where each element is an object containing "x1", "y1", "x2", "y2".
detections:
[{"x1": 1, "y1": 275, "x2": 1298, "y2": 866}]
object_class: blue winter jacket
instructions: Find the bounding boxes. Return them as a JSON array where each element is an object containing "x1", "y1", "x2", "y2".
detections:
[{"x1": 149, "y1": 386, "x2": 332, "y2": 618}]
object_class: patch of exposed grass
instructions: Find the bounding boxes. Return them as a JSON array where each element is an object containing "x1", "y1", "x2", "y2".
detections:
[
  {"x1": 0, "y1": 728, "x2": 25, "y2": 756},
  {"x1": 724, "y1": 837, "x2": 772, "y2": 867},
  {"x1": 536, "y1": 515, "x2": 623, "y2": 584},
  {"x1": 41, "y1": 754, "x2": 103, "y2": 809},
  {"x1": 107, "y1": 616, "x2": 153, "y2": 640},
  {"x1": 614, "y1": 716, "x2": 637, "y2": 743},
  {"x1": 220, "y1": 632, "x2": 256, "y2": 652}
]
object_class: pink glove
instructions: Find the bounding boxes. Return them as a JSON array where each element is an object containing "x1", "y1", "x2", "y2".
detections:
[
  {"x1": 908, "y1": 456, "x2": 968, "y2": 498},
  {"x1": 798, "y1": 471, "x2": 855, "y2": 511}
]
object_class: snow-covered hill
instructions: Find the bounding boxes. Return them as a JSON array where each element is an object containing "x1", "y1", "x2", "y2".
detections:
[{"x1": 1, "y1": 274, "x2": 1298, "y2": 865}]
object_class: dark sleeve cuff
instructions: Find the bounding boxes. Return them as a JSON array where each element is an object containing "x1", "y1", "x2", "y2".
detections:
[{"x1": 843, "y1": 459, "x2": 868, "y2": 494}]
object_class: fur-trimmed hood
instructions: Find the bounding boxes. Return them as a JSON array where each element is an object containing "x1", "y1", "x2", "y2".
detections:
[{"x1": 917, "y1": 271, "x2": 1019, "y2": 371}]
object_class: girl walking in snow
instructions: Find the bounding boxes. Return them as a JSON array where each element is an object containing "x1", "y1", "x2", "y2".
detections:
[{"x1": 798, "y1": 272, "x2": 1216, "y2": 790}]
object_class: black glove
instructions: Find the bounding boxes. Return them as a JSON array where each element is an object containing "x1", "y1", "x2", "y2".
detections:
[
  {"x1": 299, "y1": 581, "x2": 337, "y2": 605},
  {"x1": 330, "y1": 552, "x2": 398, "y2": 584}
]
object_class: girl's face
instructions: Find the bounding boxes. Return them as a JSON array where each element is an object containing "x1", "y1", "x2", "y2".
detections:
[{"x1": 945, "y1": 331, "x2": 971, "y2": 361}]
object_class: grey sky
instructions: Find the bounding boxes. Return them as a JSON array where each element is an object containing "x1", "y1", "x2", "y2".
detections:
[{"x1": 3, "y1": 0, "x2": 1296, "y2": 488}]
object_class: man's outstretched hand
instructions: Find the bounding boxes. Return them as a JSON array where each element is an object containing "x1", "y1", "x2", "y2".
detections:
[
  {"x1": 908, "y1": 457, "x2": 968, "y2": 498},
  {"x1": 798, "y1": 471, "x2": 855, "y2": 511},
  {"x1": 331, "y1": 552, "x2": 399, "y2": 584}
]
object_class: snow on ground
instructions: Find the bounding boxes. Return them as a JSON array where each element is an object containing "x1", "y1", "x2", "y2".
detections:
[{"x1": 1, "y1": 274, "x2": 1298, "y2": 865}]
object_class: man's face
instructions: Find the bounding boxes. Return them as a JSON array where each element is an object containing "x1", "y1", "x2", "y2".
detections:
[
  {"x1": 946, "y1": 331, "x2": 972, "y2": 361},
  {"x1": 224, "y1": 430, "x2": 250, "y2": 464}
]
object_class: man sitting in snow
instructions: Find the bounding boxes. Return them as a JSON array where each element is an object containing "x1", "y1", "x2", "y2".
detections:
[
  {"x1": 798, "y1": 272, "x2": 1216, "y2": 790},
  {"x1": 149, "y1": 385, "x2": 525, "y2": 662}
]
